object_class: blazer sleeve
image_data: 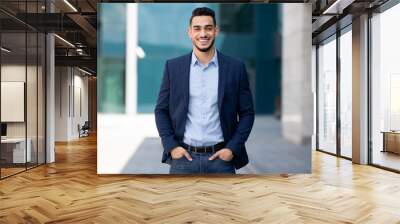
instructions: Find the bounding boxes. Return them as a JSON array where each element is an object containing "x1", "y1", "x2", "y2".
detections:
[
  {"x1": 154, "y1": 61, "x2": 180, "y2": 157},
  {"x1": 225, "y1": 62, "x2": 255, "y2": 157}
]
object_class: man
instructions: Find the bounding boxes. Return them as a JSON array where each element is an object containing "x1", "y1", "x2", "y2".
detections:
[{"x1": 155, "y1": 7, "x2": 254, "y2": 174}]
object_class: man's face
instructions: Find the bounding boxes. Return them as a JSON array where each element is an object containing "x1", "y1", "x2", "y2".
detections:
[{"x1": 188, "y1": 16, "x2": 218, "y2": 53}]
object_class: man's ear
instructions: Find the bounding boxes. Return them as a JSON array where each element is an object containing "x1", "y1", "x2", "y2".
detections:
[
  {"x1": 188, "y1": 26, "x2": 192, "y2": 39},
  {"x1": 215, "y1": 26, "x2": 219, "y2": 36}
]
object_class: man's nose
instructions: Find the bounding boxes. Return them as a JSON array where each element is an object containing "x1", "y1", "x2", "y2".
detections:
[{"x1": 200, "y1": 29, "x2": 208, "y2": 37}]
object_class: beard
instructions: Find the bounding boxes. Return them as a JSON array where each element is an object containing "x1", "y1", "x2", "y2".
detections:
[{"x1": 194, "y1": 38, "x2": 215, "y2": 53}]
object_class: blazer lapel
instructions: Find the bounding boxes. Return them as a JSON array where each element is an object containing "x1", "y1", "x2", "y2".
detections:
[
  {"x1": 217, "y1": 51, "x2": 228, "y2": 111},
  {"x1": 182, "y1": 52, "x2": 192, "y2": 115}
]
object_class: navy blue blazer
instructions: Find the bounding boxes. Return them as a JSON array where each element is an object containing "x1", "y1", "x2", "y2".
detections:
[{"x1": 154, "y1": 51, "x2": 255, "y2": 169}]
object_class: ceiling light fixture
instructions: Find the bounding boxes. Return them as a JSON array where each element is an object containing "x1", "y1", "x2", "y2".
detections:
[
  {"x1": 323, "y1": 0, "x2": 341, "y2": 14},
  {"x1": 78, "y1": 67, "x2": 92, "y2": 76},
  {"x1": 322, "y1": 0, "x2": 354, "y2": 15},
  {"x1": 1, "y1": 47, "x2": 11, "y2": 53},
  {"x1": 54, "y1": 34, "x2": 75, "y2": 48},
  {"x1": 76, "y1": 48, "x2": 85, "y2": 55},
  {"x1": 63, "y1": 0, "x2": 78, "y2": 12}
]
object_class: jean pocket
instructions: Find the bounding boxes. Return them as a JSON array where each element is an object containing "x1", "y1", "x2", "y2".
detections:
[
  {"x1": 217, "y1": 157, "x2": 232, "y2": 163},
  {"x1": 172, "y1": 156, "x2": 191, "y2": 169},
  {"x1": 209, "y1": 157, "x2": 235, "y2": 174}
]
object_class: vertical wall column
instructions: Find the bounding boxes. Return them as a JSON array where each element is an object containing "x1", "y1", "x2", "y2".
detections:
[
  {"x1": 352, "y1": 14, "x2": 369, "y2": 164},
  {"x1": 45, "y1": 0, "x2": 56, "y2": 163},
  {"x1": 281, "y1": 4, "x2": 313, "y2": 144},
  {"x1": 46, "y1": 33, "x2": 55, "y2": 163}
]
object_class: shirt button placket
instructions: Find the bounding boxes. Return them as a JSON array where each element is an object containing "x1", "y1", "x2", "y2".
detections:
[{"x1": 201, "y1": 67, "x2": 205, "y2": 144}]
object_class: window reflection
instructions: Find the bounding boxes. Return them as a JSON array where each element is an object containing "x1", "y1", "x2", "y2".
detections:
[{"x1": 318, "y1": 36, "x2": 337, "y2": 154}]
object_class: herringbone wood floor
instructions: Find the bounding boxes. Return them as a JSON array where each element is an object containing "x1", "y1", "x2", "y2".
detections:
[{"x1": 1, "y1": 134, "x2": 400, "y2": 224}]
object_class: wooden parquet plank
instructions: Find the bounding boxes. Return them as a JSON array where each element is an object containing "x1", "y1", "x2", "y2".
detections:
[{"x1": 1, "y1": 134, "x2": 400, "y2": 223}]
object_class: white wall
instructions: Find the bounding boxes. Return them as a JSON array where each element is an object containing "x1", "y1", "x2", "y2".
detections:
[
  {"x1": 55, "y1": 67, "x2": 68, "y2": 141},
  {"x1": 55, "y1": 67, "x2": 89, "y2": 141}
]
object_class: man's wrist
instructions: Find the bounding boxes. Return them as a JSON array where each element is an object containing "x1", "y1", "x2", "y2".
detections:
[
  {"x1": 224, "y1": 147, "x2": 233, "y2": 153},
  {"x1": 225, "y1": 142, "x2": 239, "y2": 156}
]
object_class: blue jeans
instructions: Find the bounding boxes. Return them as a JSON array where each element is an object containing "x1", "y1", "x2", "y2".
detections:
[{"x1": 169, "y1": 151, "x2": 236, "y2": 174}]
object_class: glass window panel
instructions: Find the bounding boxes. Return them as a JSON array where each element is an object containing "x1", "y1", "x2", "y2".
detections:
[
  {"x1": 1, "y1": 30, "x2": 28, "y2": 177},
  {"x1": 371, "y1": 3, "x2": 400, "y2": 171},
  {"x1": 340, "y1": 29, "x2": 352, "y2": 158},
  {"x1": 318, "y1": 36, "x2": 337, "y2": 154},
  {"x1": 27, "y1": 31, "x2": 38, "y2": 169},
  {"x1": 0, "y1": 0, "x2": 46, "y2": 179}
]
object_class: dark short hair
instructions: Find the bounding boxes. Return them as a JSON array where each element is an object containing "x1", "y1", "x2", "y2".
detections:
[{"x1": 190, "y1": 7, "x2": 216, "y2": 26}]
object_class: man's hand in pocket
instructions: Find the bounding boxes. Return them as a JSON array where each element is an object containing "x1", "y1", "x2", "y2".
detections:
[
  {"x1": 208, "y1": 148, "x2": 233, "y2": 161},
  {"x1": 170, "y1": 146, "x2": 192, "y2": 161}
]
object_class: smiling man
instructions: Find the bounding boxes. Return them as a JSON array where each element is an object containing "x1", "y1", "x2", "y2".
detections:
[{"x1": 155, "y1": 7, "x2": 255, "y2": 174}]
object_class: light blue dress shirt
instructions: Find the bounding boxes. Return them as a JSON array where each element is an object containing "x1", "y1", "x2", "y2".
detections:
[{"x1": 183, "y1": 50, "x2": 224, "y2": 147}]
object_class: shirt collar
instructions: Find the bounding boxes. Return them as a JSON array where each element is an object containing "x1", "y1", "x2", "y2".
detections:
[{"x1": 191, "y1": 49, "x2": 218, "y2": 67}]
